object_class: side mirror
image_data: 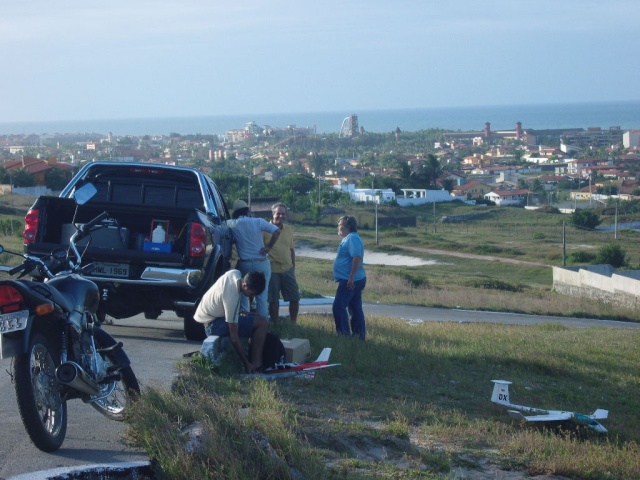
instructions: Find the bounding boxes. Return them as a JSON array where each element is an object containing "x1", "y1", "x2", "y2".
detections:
[{"x1": 73, "y1": 183, "x2": 97, "y2": 205}]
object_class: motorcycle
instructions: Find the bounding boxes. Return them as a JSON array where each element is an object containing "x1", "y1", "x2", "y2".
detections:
[{"x1": 0, "y1": 183, "x2": 139, "y2": 452}]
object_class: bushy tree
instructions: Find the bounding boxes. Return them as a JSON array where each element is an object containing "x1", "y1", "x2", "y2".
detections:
[
  {"x1": 569, "y1": 209, "x2": 601, "y2": 230},
  {"x1": 45, "y1": 168, "x2": 69, "y2": 191},
  {"x1": 12, "y1": 169, "x2": 35, "y2": 187},
  {"x1": 595, "y1": 243, "x2": 627, "y2": 268}
]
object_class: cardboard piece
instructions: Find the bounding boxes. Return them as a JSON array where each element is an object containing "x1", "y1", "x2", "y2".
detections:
[{"x1": 281, "y1": 338, "x2": 310, "y2": 363}]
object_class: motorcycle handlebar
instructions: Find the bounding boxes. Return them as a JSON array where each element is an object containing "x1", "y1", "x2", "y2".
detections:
[
  {"x1": 79, "y1": 211, "x2": 110, "y2": 233},
  {"x1": 8, "y1": 263, "x2": 27, "y2": 276}
]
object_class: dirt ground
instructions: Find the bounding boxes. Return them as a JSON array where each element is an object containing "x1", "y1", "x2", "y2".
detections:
[{"x1": 296, "y1": 406, "x2": 571, "y2": 479}]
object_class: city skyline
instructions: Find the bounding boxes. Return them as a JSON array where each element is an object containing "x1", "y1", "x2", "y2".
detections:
[{"x1": 2, "y1": 0, "x2": 639, "y2": 124}]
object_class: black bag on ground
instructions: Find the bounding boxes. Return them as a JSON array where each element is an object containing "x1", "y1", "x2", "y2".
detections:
[{"x1": 252, "y1": 332, "x2": 286, "y2": 369}]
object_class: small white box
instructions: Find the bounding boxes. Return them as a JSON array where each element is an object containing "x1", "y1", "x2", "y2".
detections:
[
  {"x1": 281, "y1": 338, "x2": 310, "y2": 363},
  {"x1": 200, "y1": 335, "x2": 229, "y2": 365}
]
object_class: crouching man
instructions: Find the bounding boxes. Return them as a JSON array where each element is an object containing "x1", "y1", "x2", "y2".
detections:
[{"x1": 194, "y1": 270, "x2": 268, "y2": 373}]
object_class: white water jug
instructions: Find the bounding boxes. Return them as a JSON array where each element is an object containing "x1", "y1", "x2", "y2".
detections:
[{"x1": 152, "y1": 224, "x2": 166, "y2": 243}]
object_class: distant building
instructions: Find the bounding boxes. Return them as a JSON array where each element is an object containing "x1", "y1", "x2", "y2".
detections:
[
  {"x1": 225, "y1": 121, "x2": 314, "y2": 143},
  {"x1": 3, "y1": 156, "x2": 74, "y2": 186},
  {"x1": 623, "y1": 130, "x2": 640, "y2": 149},
  {"x1": 484, "y1": 189, "x2": 533, "y2": 206},
  {"x1": 561, "y1": 126, "x2": 623, "y2": 148}
]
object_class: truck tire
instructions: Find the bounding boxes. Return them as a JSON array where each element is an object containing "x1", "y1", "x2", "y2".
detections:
[{"x1": 183, "y1": 310, "x2": 206, "y2": 341}]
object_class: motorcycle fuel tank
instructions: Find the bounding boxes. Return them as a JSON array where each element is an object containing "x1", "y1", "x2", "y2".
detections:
[{"x1": 47, "y1": 274, "x2": 100, "y2": 313}]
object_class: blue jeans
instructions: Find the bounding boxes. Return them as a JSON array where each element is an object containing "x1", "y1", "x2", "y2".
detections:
[
  {"x1": 332, "y1": 278, "x2": 366, "y2": 340},
  {"x1": 205, "y1": 315, "x2": 256, "y2": 338}
]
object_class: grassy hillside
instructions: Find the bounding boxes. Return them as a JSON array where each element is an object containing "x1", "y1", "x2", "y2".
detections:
[{"x1": 293, "y1": 203, "x2": 640, "y2": 322}]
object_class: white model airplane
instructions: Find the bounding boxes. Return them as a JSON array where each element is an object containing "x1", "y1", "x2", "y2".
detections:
[
  {"x1": 491, "y1": 380, "x2": 609, "y2": 433},
  {"x1": 241, "y1": 347, "x2": 340, "y2": 380}
]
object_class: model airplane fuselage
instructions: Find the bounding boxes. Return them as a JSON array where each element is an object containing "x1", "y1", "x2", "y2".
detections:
[
  {"x1": 241, "y1": 347, "x2": 340, "y2": 380},
  {"x1": 491, "y1": 380, "x2": 608, "y2": 433}
]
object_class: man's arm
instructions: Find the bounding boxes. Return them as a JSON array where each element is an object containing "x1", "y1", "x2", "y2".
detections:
[
  {"x1": 227, "y1": 322, "x2": 255, "y2": 373},
  {"x1": 348, "y1": 256, "x2": 362, "y2": 289},
  {"x1": 261, "y1": 228, "x2": 281, "y2": 255}
]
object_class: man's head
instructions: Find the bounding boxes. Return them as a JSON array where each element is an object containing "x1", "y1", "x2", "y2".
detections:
[
  {"x1": 338, "y1": 215, "x2": 358, "y2": 233},
  {"x1": 271, "y1": 202, "x2": 288, "y2": 227},
  {"x1": 232, "y1": 199, "x2": 250, "y2": 219},
  {"x1": 242, "y1": 271, "x2": 266, "y2": 297}
]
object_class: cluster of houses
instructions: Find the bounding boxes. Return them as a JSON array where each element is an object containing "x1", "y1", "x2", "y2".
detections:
[{"x1": 3, "y1": 121, "x2": 640, "y2": 209}]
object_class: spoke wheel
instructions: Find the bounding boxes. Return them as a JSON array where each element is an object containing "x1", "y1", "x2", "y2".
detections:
[
  {"x1": 89, "y1": 337, "x2": 140, "y2": 421},
  {"x1": 14, "y1": 332, "x2": 67, "y2": 452}
]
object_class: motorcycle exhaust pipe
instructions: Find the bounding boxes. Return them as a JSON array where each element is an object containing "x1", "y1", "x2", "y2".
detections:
[{"x1": 56, "y1": 361, "x2": 101, "y2": 396}]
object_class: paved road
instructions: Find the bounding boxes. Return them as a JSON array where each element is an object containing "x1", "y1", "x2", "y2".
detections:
[
  {"x1": 299, "y1": 300, "x2": 640, "y2": 329},
  {"x1": 0, "y1": 316, "x2": 198, "y2": 480},
  {"x1": 1, "y1": 303, "x2": 638, "y2": 478}
]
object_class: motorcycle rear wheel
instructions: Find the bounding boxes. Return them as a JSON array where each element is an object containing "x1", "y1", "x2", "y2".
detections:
[
  {"x1": 14, "y1": 332, "x2": 67, "y2": 453},
  {"x1": 89, "y1": 338, "x2": 140, "y2": 421}
]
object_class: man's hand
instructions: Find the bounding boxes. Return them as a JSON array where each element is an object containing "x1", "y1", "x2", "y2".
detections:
[{"x1": 244, "y1": 360, "x2": 257, "y2": 374}]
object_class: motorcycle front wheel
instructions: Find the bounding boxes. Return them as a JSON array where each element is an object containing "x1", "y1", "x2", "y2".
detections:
[
  {"x1": 89, "y1": 337, "x2": 140, "y2": 421},
  {"x1": 14, "y1": 332, "x2": 67, "y2": 452}
]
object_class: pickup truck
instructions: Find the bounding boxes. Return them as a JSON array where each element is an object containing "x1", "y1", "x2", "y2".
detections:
[{"x1": 22, "y1": 162, "x2": 233, "y2": 340}]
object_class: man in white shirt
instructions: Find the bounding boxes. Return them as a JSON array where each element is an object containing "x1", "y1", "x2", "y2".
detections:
[{"x1": 194, "y1": 269, "x2": 268, "y2": 373}]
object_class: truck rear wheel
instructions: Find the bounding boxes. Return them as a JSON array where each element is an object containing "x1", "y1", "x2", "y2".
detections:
[{"x1": 183, "y1": 310, "x2": 206, "y2": 341}]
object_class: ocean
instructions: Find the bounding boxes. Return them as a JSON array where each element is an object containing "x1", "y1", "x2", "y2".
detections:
[{"x1": 1, "y1": 101, "x2": 639, "y2": 137}]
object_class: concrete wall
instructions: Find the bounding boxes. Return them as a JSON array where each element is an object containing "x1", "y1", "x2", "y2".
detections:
[{"x1": 553, "y1": 265, "x2": 640, "y2": 308}]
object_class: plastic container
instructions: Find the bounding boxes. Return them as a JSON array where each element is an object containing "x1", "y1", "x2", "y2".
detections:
[{"x1": 152, "y1": 224, "x2": 166, "y2": 243}]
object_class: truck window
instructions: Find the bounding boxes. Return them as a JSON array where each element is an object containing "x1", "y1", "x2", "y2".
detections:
[
  {"x1": 112, "y1": 183, "x2": 143, "y2": 204},
  {"x1": 144, "y1": 185, "x2": 175, "y2": 206}
]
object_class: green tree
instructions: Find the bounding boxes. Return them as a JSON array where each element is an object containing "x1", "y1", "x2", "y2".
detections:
[
  {"x1": 569, "y1": 209, "x2": 601, "y2": 230},
  {"x1": 595, "y1": 243, "x2": 627, "y2": 268},
  {"x1": 308, "y1": 152, "x2": 328, "y2": 178},
  {"x1": 45, "y1": 168, "x2": 69, "y2": 191},
  {"x1": 421, "y1": 154, "x2": 444, "y2": 189},
  {"x1": 395, "y1": 161, "x2": 422, "y2": 188},
  {"x1": 440, "y1": 178, "x2": 455, "y2": 193},
  {"x1": 12, "y1": 169, "x2": 36, "y2": 187}
]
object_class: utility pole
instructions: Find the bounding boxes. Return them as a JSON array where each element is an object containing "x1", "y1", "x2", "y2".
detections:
[
  {"x1": 614, "y1": 199, "x2": 618, "y2": 240},
  {"x1": 247, "y1": 175, "x2": 251, "y2": 209},
  {"x1": 375, "y1": 201, "x2": 379, "y2": 245},
  {"x1": 562, "y1": 220, "x2": 566, "y2": 266},
  {"x1": 433, "y1": 200, "x2": 436, "y2": 234}
]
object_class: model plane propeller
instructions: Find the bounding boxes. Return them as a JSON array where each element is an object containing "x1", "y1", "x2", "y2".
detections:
[
  {"x1": 241, "y1": 347, "x2": 340, "y2": 380},
  {"x1": 490, "y1": 380, "x2": 608, "y2": 433}
]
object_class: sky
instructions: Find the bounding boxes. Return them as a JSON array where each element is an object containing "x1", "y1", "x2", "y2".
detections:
[{"x1": 1, "y1": 0, "x2": 639, "y2": 123}]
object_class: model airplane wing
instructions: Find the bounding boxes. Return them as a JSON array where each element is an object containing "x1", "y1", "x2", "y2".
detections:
[
  {"x1": 241, "y1": 348, "x2": 340, "y2": 380},
  {"x1": 507, "y1": 410, "x2": 572, "y2": 422}
]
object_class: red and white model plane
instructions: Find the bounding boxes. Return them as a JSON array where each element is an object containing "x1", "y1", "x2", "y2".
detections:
[
  {"x1": 491, "y1": 380, "x2": 609, "y2": 433},
  {"x1": 242, "y1": 347, "x2": 340, "y2": 380}
]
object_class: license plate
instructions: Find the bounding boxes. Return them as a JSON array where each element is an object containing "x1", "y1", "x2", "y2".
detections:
[
  {"x1": 92, "y1": 262, "x2": 130, "y2": 278},
  {"x1": 0, "y1": 309, "x2": 29, "y2": 334}
]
